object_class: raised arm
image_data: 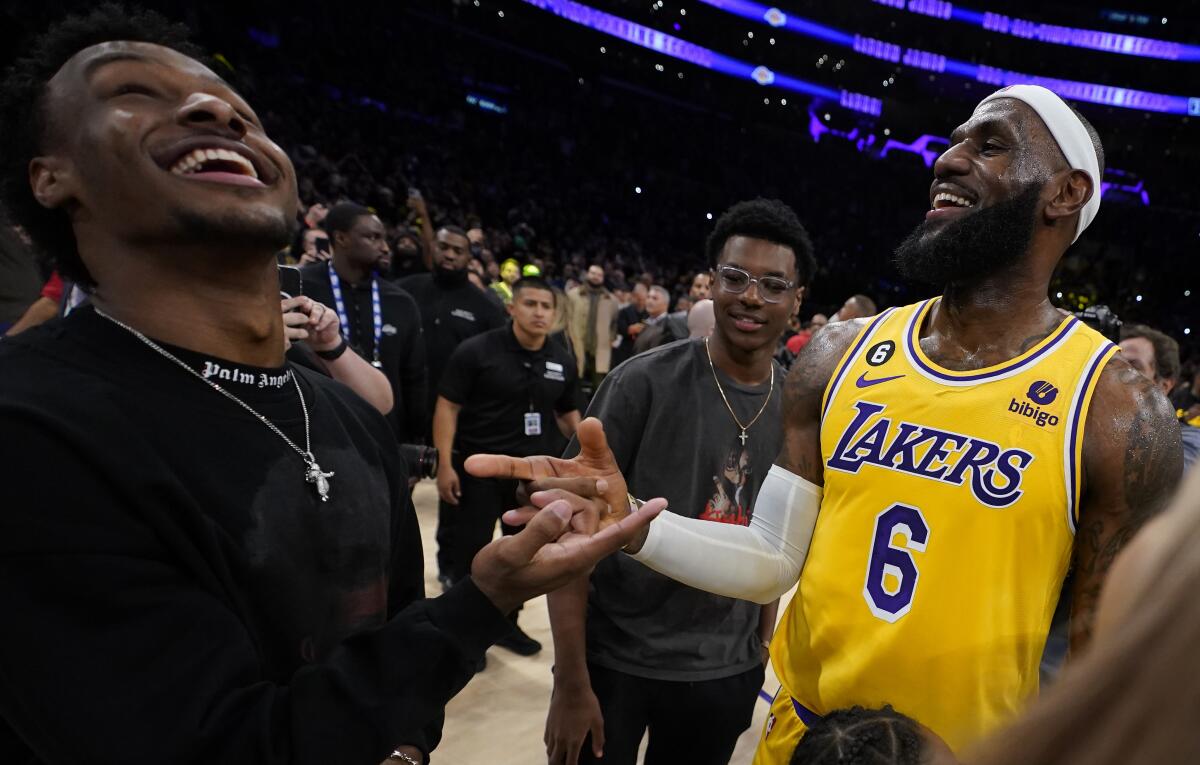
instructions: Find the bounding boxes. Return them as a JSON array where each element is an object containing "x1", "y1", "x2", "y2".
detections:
[{"x1": 1069, "y1": 356, "x2": 1183, "y2": 652}]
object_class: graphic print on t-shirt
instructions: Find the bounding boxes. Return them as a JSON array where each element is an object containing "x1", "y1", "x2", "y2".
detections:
[{"x1": 699, "y1": 435, "x2": 756, "y2": 526}]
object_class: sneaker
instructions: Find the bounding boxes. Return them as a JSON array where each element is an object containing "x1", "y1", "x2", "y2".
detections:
[{"x1": 495, "y1": 623, "x2": 542, "y2": 656}]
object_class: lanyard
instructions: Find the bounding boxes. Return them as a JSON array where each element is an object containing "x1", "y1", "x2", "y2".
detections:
[{"x1": 327, "y1": 263, "x2": 383, "y2": 368}]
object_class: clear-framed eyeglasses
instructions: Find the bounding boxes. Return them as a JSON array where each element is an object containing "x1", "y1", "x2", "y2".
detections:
[{"x1": 715, "y1": 265, "x2": 796, "y2": 303}]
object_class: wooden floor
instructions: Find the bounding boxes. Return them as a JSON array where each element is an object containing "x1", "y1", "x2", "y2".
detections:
[{"x1": 413, "y1": 480, "x2": 793, "y2": 765}]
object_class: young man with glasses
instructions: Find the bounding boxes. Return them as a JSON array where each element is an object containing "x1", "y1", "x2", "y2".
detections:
[{"x1": 541, "y1": 199, "x2": 816, "y2": 765}]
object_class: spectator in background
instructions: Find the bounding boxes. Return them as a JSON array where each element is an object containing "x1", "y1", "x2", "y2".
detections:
[
  {"x1": 687, "y1": 298, "x2": 715, "y2": 338},
  {"x1": 614, "y1": 282, "x2": 648, "y2": 368},
  {"x1": 675, "y1": 295, "x2": 694, "y2": 315},
  {"x1": 690, "y1": 271, "x2": 712, "y2": 302},
  {"x1": 1120, "y1": 323, "x2": 1179, "y2": 398},
  {"x1": 289, "y1": 226, "x2": 331, "y2": 266},
  {"x1": 467, "y1": 226, "x2": 487, "y2": 252},
  {"x1": 300, "y1": 202, "x2": 428, "y2": 444},
  {"x1": 491, "y1": 258, "x2": 521, "y2": 305},
  {"x1": 1172, "y1": 365, "x2": 1200, "y2": 425},
  {"x1": 631, "y1": 285, "x2": 677, "y2": 355},
  {"x1": 400, "y1": 225, "x2": 506, "y2": 587},
  {"x1": 281, "y1": 294, "x2": 394, "y2": 416},
  {"x1": 388, "y1": 227, "x2": 426, "y2": 281},
  {"x1": 303, "y1": 200, "x2": 329, "y2": 231},
  {"x1": 1119, "y1": 324, "x2": 1197, "y2": 470},
  {"x1": 830, "y1": 293, "x2": 877, "y2": 322},
  {"x1": 566, "y1": 263, "x2": 619, "y2": 394},
  {"x1": 433, "y1": 278, "x2": 581, "y2": 660},
  {"x1": 785, "y1": 312, "x2": 829, "y2": 358}
]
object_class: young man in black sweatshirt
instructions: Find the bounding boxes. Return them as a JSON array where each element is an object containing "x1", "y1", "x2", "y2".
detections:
[{"x1": 0, "y1": 8, "x2": 659, "y2": 764}]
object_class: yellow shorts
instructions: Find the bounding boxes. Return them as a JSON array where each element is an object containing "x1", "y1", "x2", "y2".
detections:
[{"x1": 752, "y1": 688, "x2": 817, "y2": 765}]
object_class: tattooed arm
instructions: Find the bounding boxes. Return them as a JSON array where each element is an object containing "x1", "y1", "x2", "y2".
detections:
[
  {"x1": 1071, "y1": 356, "x2": 1183, "y2": 653},
  {"x1": 776, "y1": 319, "x2": 869, "y2": 483}
]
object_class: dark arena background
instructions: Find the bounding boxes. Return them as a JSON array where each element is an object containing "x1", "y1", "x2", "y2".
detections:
[{"x1": 2, "y1": 0, "x2": 1195, "y2": 350}]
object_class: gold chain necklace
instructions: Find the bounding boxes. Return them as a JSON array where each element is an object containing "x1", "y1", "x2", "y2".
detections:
[{"x1": 704, "y1": 336, "x2": 774, "y2": 446}]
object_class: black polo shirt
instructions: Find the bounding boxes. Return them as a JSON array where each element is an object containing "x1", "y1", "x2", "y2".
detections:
[
  {"x1": 398, "y1": 272, "x2": 507, "y2": 416},
  {"x1": 300, "y1": 263, "x2": 428, "y2": 444},
  {"x1": 438, "y1": 324, "x2": 580, "y2": 457}
]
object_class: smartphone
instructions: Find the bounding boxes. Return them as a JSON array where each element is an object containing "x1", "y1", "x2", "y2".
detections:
[
  {"x1": 278, "y1": 265, "x2": 303, "y2": 298},
  {"x1": 315, "y1": 237, "x2": 331, "y2": 258}
]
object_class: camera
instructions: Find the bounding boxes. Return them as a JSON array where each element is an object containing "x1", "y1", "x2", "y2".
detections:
[
  {"x1": 1072, "y1": 304, "x2": 1121, "y2": 343},
  {"x1": 400, "y1": 444, "x2": 439, "y2": 480}
]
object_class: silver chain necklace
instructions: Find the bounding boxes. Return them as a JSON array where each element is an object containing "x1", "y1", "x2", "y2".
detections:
[
  {"x1": 95, "y1": 308, "x2": 335, "y2": 501},
  {"x1": 704, "y1": 336, "x2": 774, "y2": 446}
]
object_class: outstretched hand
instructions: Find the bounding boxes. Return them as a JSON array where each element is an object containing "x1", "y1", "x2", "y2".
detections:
[
  {"x1": 465, "y1": 418, "x2": 631, "y2": 530},
  {"x1": 471, "y1": 497, "x2": 666, "y2": 614}
]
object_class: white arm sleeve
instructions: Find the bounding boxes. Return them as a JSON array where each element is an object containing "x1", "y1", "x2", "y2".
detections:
[{"x1": 627, "y1": 465, "x2": 821, "y2": 604}]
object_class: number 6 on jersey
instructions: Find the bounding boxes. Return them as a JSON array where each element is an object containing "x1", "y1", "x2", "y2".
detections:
[{"x1": 863, "y1": 504, "x2": 929, "y2": 623}]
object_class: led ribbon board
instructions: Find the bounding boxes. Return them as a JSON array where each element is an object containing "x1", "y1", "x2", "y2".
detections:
[
  {"x1": 519, "y1": 0, "x2": 882, "y2": 115},
  {"x1": 872, "y1": 0, "x2": 1200, "y2": 62},
  {"x1": 698, "y1": 0, "x2": 1199, "y2": 115}
]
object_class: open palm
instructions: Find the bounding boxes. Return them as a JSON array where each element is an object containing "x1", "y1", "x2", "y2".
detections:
[{"x1": 464, "y1": 418, "x2": 631, "y2": 533}]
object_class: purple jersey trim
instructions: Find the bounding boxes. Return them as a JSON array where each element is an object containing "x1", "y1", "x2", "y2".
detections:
[
  {"x1": 820, "y1": 308, "x2": 897, "y2": 420},
  {"x1": 905, "y1": 299, "x2": 1078, "y2": 383},
  {"x1": 1065, "y1": 342, "x2": 1117, "y2": 533}
]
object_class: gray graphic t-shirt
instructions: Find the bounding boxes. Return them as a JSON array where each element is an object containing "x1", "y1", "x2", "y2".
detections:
[{"x1": 567, "y1": 338, "x2": 784, "y2": 681}]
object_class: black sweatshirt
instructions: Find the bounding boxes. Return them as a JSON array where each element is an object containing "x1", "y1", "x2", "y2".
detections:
[{"x1": 0, "y1": 308, "x2": 511, "y2": 765}]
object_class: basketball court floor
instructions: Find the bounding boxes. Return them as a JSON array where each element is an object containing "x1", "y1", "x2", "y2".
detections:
[{"x1": 413, "y1": 481, "x2": 794, "y2": 764}]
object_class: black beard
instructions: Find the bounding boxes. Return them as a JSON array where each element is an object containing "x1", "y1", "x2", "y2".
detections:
[
  {"x1": 894, "y1": 183, "x2": 1041, "y2": 287},
  {"x1": 433, "y1": 266, "x2": 469, "y2": 287},
  {"x1": 174, "y1": 207, "x2": 295, "y2": 256}
]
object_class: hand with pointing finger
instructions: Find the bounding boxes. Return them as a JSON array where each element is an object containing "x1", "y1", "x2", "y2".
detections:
[{"x1": 466, "y1": 418, "x2": 631, "y2": 525}]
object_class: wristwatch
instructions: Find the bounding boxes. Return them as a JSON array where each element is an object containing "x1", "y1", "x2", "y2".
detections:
[
  {"x1": 387, "y1": 750, "x2": 421, "y2": 765},
  {"x1": 315, "y1": 338, "x2": 349, "y2": 361}
]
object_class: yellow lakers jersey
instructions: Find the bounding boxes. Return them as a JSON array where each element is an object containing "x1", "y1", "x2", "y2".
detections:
[{"x1": 771, "y1": 298, "x2": 1117, "y2": 752}]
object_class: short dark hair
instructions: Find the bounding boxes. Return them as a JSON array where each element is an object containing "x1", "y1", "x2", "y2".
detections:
[
  {"x1": 512, "y1": 277, "x2": 556, "y2": 304},
  {"x1": 438, "y1": 224, "x2": 469, "y2": 240},
  {"x1": 0, "y1": 4, "x2": 204, "y2": 288},
  {"x1": 789, "y1": 706, "x2": 923, "y2": 765},
  {"x1": 1121, "y1": 323, "x2": 1180, "y2": 382},
  {"x1": 1068, "y1": 104, "x2": 1106, "y2": 181},
  {"x1": 323, "y1": 202, "x2": 372, "y2": 236},
  {"x1": 706, "y1": 198, "x2": 816, "y2": 288}
]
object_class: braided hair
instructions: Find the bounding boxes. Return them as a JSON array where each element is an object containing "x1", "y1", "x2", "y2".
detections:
[{"x1": 790, "y1": 706, "x2": 924, "y2": 765}]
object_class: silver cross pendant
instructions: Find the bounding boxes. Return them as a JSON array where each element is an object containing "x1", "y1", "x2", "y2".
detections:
[{"x1": 305, "y1": 458, "x2": 335, "y2": 502}]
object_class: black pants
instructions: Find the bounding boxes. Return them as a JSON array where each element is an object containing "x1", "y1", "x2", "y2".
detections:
[
  {"x1": 437, "y1": 452, "x2": 521, "y2": 583},
  {"x1": 579, "y1": 662, "x2": 764, "y2": 765}
]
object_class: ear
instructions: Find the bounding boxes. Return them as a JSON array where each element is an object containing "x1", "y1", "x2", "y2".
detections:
[
  {"x1": 506, "y1": 300, "x2": 515, "y2": 318},
  {"x1": 1044, "y1": 168, "x2": 1093, "y2": 224},
  {"x1": 793, "y1": 285, "x2": 806, "y2": 316},
  {"x1": 29, "y1": 156, "x2": 78, "y2": 210}
]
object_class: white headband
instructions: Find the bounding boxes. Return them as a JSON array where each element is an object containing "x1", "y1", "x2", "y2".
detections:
[{"x1": 976, "y1": 84, "x2": 1101, "y2": 243}]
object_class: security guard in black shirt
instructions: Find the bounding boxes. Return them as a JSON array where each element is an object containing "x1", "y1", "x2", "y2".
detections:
[
  {"x1": 401, "y1": 226, "x2": 506, "y2": 583},
  {"x1": 301, "y1": 203, "x2": 428, "y2": 444},
  {"x1": 434, "y1": 278, "x2": 580, "y2": 657}
]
